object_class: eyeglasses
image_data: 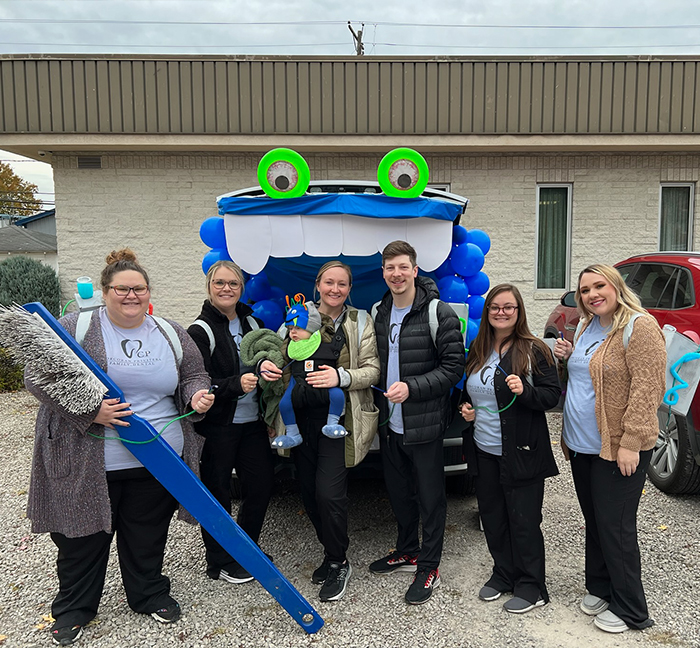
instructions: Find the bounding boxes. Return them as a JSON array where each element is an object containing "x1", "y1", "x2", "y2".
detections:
[
  {"x1": 109, "y1": 285, "x2": 149, "y2": 296},
  {"x1": 211, "y1": 279, "x2": 242, "y2": 290},
  {"x1": 488, "y1": 305, "x2": 518, "y2": 315}
]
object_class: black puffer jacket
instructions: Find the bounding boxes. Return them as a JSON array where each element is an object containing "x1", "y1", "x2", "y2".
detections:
[
  {"x1": 374, "y1": 276, "x2": 464, "y2": 445},
  {"x1": 187, "y1": 300, "x2": 264, "y2": 428}
]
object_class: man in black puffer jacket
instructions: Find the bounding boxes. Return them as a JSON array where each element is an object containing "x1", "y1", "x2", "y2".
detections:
[{"x1": 369, "y1": 240, "x2": 464, "y2": 606}]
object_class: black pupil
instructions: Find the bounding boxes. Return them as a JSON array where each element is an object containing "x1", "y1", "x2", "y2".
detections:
[
  {"x1": 275, "y1": 175, "x2": 290, "y2": 190},
  {"x1": 398, "y1": 173, "x2": 412, "y2": 188}
]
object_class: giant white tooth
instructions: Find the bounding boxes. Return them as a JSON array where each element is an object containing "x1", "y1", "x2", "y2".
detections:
[
  {"x1": 300, "y1": 214, "x2": 343, "y2": 257},
  {"x1": 341, "y1": 214, "x2": 379, "y2": 256},
  {"x1": 373, "y1": 218, "x2": 408, "y2": 255},
  {"x1": 269, "y1": 215, "x2": 305, "y2": 258},
  {"x1": 223, "y1": 213, "x2": 272, "y2": 275},
  {"x1": 407, "y1": 218, "x2": 453, "y2": 271}
]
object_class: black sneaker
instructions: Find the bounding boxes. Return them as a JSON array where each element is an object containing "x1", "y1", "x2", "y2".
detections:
[
  {"x1": 312, "y1": 557, "x2": 332, "y2": 584},
  {"x1": 151, "y1": 602, "x2": 181, "y2": 624},
  {"x1": 319, "y1": 561, "x2": 352, "y2": 602},
  {"x1": 368, "y1": 550, "x2": 418, "y2": 574},
  {"x1": 405, "y1": 567, "x2": 440, "y2": 605},
  {"x1": 51, "y1": 625, "x2": 83, "y2": 646},
  {"x1": 220, "y1": 563, "x2": 254, "y2": 584}
]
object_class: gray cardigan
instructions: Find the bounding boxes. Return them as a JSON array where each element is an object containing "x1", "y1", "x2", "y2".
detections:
[{"x1": 25, "y1": 309, "x2": 210, "y2": 538}]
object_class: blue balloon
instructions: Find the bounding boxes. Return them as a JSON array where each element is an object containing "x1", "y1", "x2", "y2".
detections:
[
  {"x1": 455, "y1": 372, "x2": 466, "y2": 390},
  {"x1": 451, "y1": 243, "x2": 485, "y2": 278},
  {"x1": 466, "y1": 318, "x2": 480, "y2": 347},
  {"x1": 269, "y1": 286, "x2": 286, "y2": 301},
  {"x1": 434, "y1": 257, "x2": 455, "y2": 280},
  {"x1": 467, "y1": 271, "x2": 490, "y2": 296},
  {"x1": 437, "y1": 275, "x2": 469, "y2": 303},
  {"x1": 246, "y1": 273, "x2": 272, "y2": 303},
  {"x1": 199, "y1": 217, "x2": 226, "y2": 249},
  {"x1": 201, "y1": 248, "x2": 231, "y2": 275},
  {"x1": 467, "y1": 229, "x2": 491, "y2": 255},
  {"x1": 466, "y1": 295, "x2": 485, "y2": 319},
  {"x1": 452, "y1": 225, "x2": 468, "y2": 245},
  {"x1": 252, "y1": 300, "x2": 284, "y2": 331}
]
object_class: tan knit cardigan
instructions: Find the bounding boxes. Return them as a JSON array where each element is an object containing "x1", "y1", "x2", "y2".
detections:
[{"x1": 563, "y1": 314, "x2": 666, "y2": 462}]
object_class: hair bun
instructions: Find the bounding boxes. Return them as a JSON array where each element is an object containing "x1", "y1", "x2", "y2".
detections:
[{"x1": 105, "y1": 248, "x2": 137, "y2": 265}]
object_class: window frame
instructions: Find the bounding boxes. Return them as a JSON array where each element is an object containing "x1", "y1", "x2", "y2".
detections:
[
  {"x1": 535, "y1": 183, "x2": 573, "y2": 291},
  {"x1": 659, "y1": 183, "x2": 695, "y2": 252}
]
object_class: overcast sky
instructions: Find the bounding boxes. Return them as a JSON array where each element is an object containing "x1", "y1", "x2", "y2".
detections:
[{"x1": 4, "y1": 0, "x2": 700, "y2": 209}]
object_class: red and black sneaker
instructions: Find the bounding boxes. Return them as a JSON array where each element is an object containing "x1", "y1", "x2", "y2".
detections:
[
  {"x1": 368, "y1": 550, "x2": 419, "y2": 575},
  {"x1": 51, "y1": 624, "x2": 83, "y2": 646},
  {"x1": 405, "y1": 567, "x2": 440, "y2": 605}
]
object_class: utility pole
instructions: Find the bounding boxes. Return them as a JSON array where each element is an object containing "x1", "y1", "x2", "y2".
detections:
[{"x1": 348, "y1": 22, "x2": 365, "y2": 56}]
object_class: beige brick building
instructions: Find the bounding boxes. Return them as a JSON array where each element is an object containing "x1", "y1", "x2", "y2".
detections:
[{"x1": 2, "y1": 55, "x2": 700, "y2": 329}]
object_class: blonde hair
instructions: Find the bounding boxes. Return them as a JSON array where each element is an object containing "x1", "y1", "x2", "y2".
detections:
[
  {"x1": 315, "y1": 260, "x2": 352, "y2": 287},
  {"x1": 205, "y1": 260, "x2": 245, "y2": 297},
  {"x1": 575, "y1": 264, "x2": 648, "y2": 335},
  {"x1": 100, "y1": 248, "x2": 149, "y2": 289}
]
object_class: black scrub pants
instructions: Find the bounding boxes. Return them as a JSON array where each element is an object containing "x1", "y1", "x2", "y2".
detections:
[
  {"x1": 292, "y1": 408, "x2": 349, "y2": 564},
  {"x1": 380, "y1": 429, "x2": 446, "y2": 570},
  {"x1": 569, "y1": 450, "x2": 654, "y2": 630},
  {"x1": 50, "y1": 469, "x2": 177, "y2": 630},
  {"x1": 199, "y1": 419, "x2": 275, "y2": 578},
  {"x1": 475, "y1": 447, "x2": 549, "y2": 604}
]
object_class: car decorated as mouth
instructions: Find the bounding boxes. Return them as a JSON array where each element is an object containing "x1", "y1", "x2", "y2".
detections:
[{"x1": 201, "y1": 147, "x2": 491, "y2": 495}]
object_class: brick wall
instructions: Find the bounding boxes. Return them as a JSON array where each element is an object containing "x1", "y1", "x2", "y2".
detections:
[{"x1": 52, "y1": 152, "x2": 700, "y2": 331}]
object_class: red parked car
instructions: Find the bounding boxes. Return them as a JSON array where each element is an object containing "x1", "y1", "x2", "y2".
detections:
[{"x1": 544, "y1": 252, "x2": 700, "y2": 494}]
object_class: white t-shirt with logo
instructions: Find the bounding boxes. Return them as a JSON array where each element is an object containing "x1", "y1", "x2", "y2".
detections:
[
  {"x1": 100, "y1": 309, "x2": 183, "y2": 471},
  {"x1": 387, "y1": 304, "x2": 411, "y2": 434}
]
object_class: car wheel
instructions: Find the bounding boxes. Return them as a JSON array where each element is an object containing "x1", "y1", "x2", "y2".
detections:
[{"x1": 649, "y1": 409, "x2": 700, "y2": 494}]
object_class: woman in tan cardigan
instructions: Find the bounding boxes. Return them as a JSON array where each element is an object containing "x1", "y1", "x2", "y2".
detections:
[{"x1": 554, "y1": 264, "x2": 665, "y2": 635}]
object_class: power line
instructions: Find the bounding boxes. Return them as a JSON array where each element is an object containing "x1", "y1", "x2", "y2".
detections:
[
  {"x1": 0, "y1": 41, "x2": 348, "y2": 49},
  {"x1": 1, "y1": 18, "x2": 700, "y2": 30}
]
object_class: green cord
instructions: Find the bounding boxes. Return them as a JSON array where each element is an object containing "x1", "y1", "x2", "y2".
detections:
[
  {"x1": 378, "y1": 402, "x2": 396, "y2": 427},
  {"x1": 60, "y1": 299, "x2": 75, "y2": 317},
  {"x1": 472, "y1": 393, "x2": 518, "y2": 414},
  {"x1": 87, "y1": 409, "x2": 197, "y2": 444}
]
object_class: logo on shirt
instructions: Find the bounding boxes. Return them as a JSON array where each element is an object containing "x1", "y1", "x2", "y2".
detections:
[
  {"x1": 585, "y1": 341, "x2": 601, "y2": 356},
  {"x1": 389, "y1": 323, "x2": 400, "y2": 344},
  {"x1": 479, "y1": 366, "x2": 495, "y2": 386},
  {"x1": 121, "y1": 339, "x2": 148, "y2": 359},
  {"x1": 304, "y1": 360, "x2": 315, "y2": 372}
]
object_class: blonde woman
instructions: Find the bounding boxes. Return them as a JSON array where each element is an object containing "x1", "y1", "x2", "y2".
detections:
[
  {"x1": 187, "y1": 261, "x2": 275, "y2": 586},
  {"x1": 554, "y1": 264, "x2": 665, "y2": 634}
]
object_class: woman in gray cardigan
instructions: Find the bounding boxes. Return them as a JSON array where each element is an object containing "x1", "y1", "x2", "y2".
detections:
[{"x1": 25, "y1": 249, "x2": 213, "y2": 646}]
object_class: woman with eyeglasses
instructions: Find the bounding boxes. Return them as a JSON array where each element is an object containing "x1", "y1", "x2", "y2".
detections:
[
  {"x1": 187, "y1": 260, "x2": 275, "y2": 586},
  {"x1": 459, "y1": 283, "x2": 560, "y2": 614},
  {"x1": 26, "y1": 249, "x2": 214, "y2": 645}
]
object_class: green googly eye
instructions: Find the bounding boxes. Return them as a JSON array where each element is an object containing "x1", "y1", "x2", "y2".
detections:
[
  {"x1": 377, "y1": 148, "x2": 429, "y2": 198},
  {"x1": 257, "y1": 148, "x2": 311, "y2": 199}
]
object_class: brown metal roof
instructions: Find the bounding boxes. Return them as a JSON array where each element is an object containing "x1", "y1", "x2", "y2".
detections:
[{"x1": 1, "y1": 55, "x2": 699, "y2": 136}]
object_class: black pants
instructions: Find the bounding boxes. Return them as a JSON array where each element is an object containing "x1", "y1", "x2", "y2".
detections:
[
  {"x1": 50, "y1": 470, "x2": 177, "y2": 629},
  {"x1": 570, "y1": 450, "x2": 653, "y2": 629},
  {"x1": 475, "y1": 448, "x2": 548, "y2": 604},
  {"x1": 380, "y1": 430, "x2": 446, "y2": 570},
  {"x1": 292, "y1": 409, "x2": 349, "y2": 563},
  {"x1": 199, "y1": 420, "x2": 275, "y2": 577}
]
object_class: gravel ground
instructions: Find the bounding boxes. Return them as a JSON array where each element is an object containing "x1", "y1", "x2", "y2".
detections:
[{"x1": 1, "y1": 389, "x2": 699, "y2": 648}]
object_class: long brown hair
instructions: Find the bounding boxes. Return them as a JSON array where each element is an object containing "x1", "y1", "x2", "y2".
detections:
[{"x1": 465, "y1": 283, "x2": 553, "y2": 377}]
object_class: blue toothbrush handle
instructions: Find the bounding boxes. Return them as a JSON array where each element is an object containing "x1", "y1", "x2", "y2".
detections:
[{"x1": 23, "y1": 302, "x2": 324, "y2": 634}]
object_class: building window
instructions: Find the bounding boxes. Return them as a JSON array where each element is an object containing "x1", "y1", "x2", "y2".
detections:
[
  {"x1": 536, "y1": 185, "x2": 571, "y2": 290},
  {"x1": 660, "y1": 184, "x2": 694, "y2": 251}
]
